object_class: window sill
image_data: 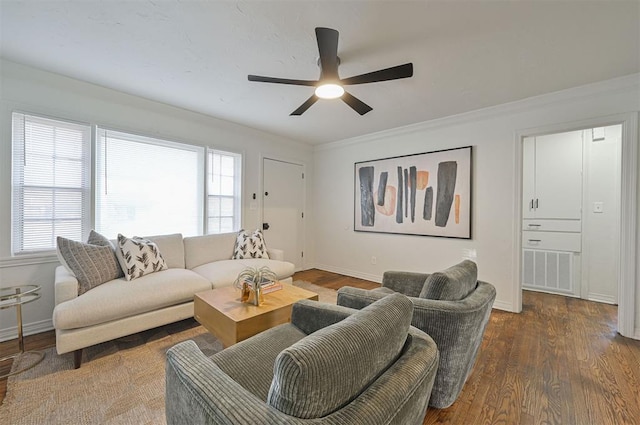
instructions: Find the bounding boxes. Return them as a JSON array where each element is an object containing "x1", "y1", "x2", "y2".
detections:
[{"x1": 0, "y1": 253, "x2": 59, "y2": 269}]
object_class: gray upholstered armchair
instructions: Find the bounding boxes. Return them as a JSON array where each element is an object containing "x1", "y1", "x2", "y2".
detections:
[
  {"x1": 337, "y1": 260, "x2": 496, "y2": 409},
  {"x1": 166, "y1": 293, "x2": 439, "y2": 424}
]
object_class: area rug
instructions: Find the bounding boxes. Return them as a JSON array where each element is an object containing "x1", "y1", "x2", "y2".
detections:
[{"x1": 0, "y1": 281, "x2": 334, "y2": 424}]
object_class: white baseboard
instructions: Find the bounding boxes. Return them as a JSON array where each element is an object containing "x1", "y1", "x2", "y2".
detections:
[
  {"x1": 312, "y1": 263, "x2": 382, "y2": 284},
  {"x1": 587, "y1": 293, "x2": 617, "y2": 305},
  {"x1": 523, "y1": 286, "x2": 580, "y2": 298},
  {"x1": 492, "y1": 299, "x2": 516, "y2": 312},
  {"x1": 0, "y1": 319, "x2": 54, "y2": 342},
  {"x1": 634, "y1": 327, "x2": 640, "y2": 340}
]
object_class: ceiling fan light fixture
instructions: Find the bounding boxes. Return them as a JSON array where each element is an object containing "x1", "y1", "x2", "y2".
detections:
[{"x1": 315, "y1": 83, "x2": 344, "y2": 99}]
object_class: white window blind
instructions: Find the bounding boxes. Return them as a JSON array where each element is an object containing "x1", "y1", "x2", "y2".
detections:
[
  {"x1": 11, "y1": 112, "x2": 91, "y2": 254},
  {"x1": 95, "y1": 128, "x2": 205, "y2": 238},
  {"x1": 207, "y1": 149, "x2": 242, "y2": 234}
]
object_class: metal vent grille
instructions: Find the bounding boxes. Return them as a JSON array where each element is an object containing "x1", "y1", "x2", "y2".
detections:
[{"x1": 523, "y1": 249, "x2": 573, "y2": 293}]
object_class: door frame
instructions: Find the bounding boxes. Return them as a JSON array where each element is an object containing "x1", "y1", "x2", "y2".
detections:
[
  {"x1": 260, "y1": 155, "x2": 307, "y2": 271},
  {"x1": 512, "y1": 112, "x2": 638, "y2": 338}
]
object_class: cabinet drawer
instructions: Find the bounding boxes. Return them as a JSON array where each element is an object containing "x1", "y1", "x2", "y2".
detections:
[
  {"x1": 523, "y1": 219, "x2": 581, "y2": 233},
  {"x1": 522, "y1": 231, "x2": 581, "y2": 252}
]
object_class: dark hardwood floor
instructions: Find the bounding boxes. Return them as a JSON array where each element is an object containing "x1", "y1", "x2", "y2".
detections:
[{"x1": 2, "y1": 269, "x2": 639, "y2": 424}]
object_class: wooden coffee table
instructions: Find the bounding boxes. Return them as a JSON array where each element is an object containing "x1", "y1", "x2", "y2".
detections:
[{"x1": 194, "y1": 283, "x2": 318, "y2": 347}]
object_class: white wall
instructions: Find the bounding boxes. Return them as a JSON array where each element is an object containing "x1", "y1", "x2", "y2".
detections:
[
  {"x1": 312, "y1": 74, "x2": 640, "y2": 331},
  {"x1": 582, "y1": 125, "x2": 621, "y2": 304},
  {"x1": 0, "y1": 60, "x2": 313, "y2": 339}
]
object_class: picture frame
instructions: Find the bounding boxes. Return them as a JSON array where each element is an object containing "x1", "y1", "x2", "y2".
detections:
[{"x1": 354, "y1": 146, "x2": 472, "y2": 239}]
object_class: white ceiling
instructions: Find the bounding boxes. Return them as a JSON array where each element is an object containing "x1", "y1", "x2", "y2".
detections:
[{"x1": 1, "y1": 1, "x2": 638, "y2": 145}]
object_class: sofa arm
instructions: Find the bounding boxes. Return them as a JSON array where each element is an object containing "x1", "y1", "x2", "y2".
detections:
[
  {"x1": 382, "y1": 271, "x2": 429, "y2": 297},
  {"x1": 54, "y1": 265, "x2": 78, "y2": 306},
  {"x1": 267, "y1": 248, "x2": 284, "y2": 261},
  {"x1": 290, "y1": 299, "x2": 355, "y2": 335}
]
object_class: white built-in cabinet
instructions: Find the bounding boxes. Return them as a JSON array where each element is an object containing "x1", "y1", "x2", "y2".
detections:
[
  {"x1": 522, "y1": 131, "x2": 583, "y2": 219},
  {"x1": 522, "y1": 130, "x2": 583, "y2": 296}
]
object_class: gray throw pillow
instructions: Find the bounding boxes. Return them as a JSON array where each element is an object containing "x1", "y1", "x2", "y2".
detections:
[
  {"x1": 419, "y1": 260, "x2": 478, "y2": 301},
  {"x1": 57, "y1": 231, "x2": 124, "y2": 295},
  {"x1": 267, "y1": 293, "x2": 413, "y2": 419}
]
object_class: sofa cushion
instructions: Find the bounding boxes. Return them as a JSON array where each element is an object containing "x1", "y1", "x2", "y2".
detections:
[
  {"x1": 267, "y1": 293, "x2": 413, "y2": 419},
  {"x1": 183, "y1": 233, "x2": 237, "y2": 270},
  {"x1": 191, "y1": 259, "x2": 295, "y2": 288},
  {"x1": 116, "y1": 234, "x2": 168, "y2": 281},
  {"x1": 53, "y1": 268, "x2": 211, "y2": 330},
  {"x1": 56, "y1": 231, "x2": 124, "y2": 296},
  {"x1": 145, "y1": 233, "x2": 185, "y2": 269},
  {"x1": 419, "y1": 260, "x2": 478, "y2": 301},
  {"x1": 232, "y1": 229, "x2": 270, "y2": 259}
]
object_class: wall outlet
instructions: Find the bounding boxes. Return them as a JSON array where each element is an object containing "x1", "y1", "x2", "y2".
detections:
[
  {"x1": 462, "y1": 248, "x2": 477, "y2": 261},
  {"x1": 593, "y1": 202, "x2": 604, "y2": 213},
  {"x1": 371, "y1": 256, "x2": 377, "y2": 265}
]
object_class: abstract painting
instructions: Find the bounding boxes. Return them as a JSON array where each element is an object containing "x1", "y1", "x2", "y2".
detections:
[{"x1": 354, "y1": 146, "x2": 472, "y2": 238}]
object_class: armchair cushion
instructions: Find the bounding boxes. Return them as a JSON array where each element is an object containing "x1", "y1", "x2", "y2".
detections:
[
  {"x1": 419, "y1": 260, "x2": 478, "y2": 301},
  {"x1": 210, "y1": 323, "x2": 306, "y2": 401},
  {"x1": 267, "y1": 293, "x2": 413, "y2": 419}
]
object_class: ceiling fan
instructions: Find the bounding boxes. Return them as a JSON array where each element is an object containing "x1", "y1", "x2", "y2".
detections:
[{"x1": 248, "y1": 27, "x2": 413, "y2": 116}]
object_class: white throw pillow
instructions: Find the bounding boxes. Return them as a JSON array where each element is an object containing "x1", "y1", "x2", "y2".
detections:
[
  {"x1": 116, "y1": 234, "x2": 168, "y2": 281},
  {"x1": 232, "y1": 229, "x2": 270, "y2": 259}
]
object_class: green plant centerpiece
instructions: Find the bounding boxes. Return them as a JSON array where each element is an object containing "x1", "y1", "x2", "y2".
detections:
[{"x1": 233, "y1": 266, "x2": 278, "y2": 306}]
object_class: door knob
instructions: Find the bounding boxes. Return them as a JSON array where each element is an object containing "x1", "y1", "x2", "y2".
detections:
[{"x1": 263, "y1": 223, "x2": 270, "y2": 230}]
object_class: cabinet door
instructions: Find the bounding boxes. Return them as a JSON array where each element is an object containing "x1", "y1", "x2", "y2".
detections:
[
  {"x1": 522, "y1": 137, "x2": 536, "y2": 219},
  {"x1": 534, "y1": 131, "x2": 583, "y2": 219}
]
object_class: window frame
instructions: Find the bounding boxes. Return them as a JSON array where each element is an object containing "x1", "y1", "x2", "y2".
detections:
[
  {"x1": 205, "y1": 148, "x2": 243, "y2": 234},
  {"x1": 11, "y1": 111, "x2": 92, "y2": 255},
  {"x1": 94, "y1": 127, "x2": 206, "y2": 238},
  {"x1": 9, "y1": 110, "x2": 244, "y2": 257}
]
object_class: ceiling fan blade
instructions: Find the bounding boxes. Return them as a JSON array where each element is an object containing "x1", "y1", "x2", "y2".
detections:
[
  {"x1": 248, "y1": 75, "x2": 317, "y2": 86},
  {"x1": 341, "y1": 63, "x2": 413, "y2": 85},
  {"x1": 290, "y1": 95, "x2": 319, "y2": 116},
  {"x1": 342, "y1": 91, "x2": 373, "y2": 115},
  {"x1": 315, "y1": 27, "x2": 340, "y2": 79}
]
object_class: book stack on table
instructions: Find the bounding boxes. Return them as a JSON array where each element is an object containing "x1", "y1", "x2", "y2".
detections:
[{"x1": 261, "y1": 280, "x2": 283, "y2": 294}]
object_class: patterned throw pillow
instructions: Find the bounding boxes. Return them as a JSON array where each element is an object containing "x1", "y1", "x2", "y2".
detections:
[
  {"x1": 232, "y1": 229, "x2": 270, "y2": 259},
  {"x1": 56, "y1": 230, "x2": 123, "y2": 295},
  {"x1": 116, "y1": 234, "x2": 168, "y2": 281}
]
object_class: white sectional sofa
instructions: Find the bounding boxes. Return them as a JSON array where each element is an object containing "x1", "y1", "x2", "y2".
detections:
[{"x1": 52, "y1": 232, "x2": 295, "y2": 367}]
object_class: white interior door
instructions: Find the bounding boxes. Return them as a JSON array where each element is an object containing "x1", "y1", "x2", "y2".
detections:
[{"x1": 263, "y1": 158, "x2": 304, "y2": 270}]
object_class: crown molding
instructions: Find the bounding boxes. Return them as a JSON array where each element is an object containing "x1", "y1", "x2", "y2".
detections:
[{"x1": 316, "y1": 73, "x2": 640, "y2": 152}]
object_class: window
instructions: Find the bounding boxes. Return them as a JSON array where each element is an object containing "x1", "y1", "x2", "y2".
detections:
[
  {"x1": 207, "y1": 149, "x2": 242, "y2": 233},
  {"x1": 11, "y1": 113, "x2": 91, "y2": 254},
  {"x1": 11, "y1": 112, "x2": 242, "y2": 256},
  {"x1": 95, "y1": 128, "x2": 205, "y2": 238}
]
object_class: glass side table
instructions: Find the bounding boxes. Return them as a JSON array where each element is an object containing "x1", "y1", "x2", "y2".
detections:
[{"x1": 0, "y1": 285, "x2": 45, "y2": 378}]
